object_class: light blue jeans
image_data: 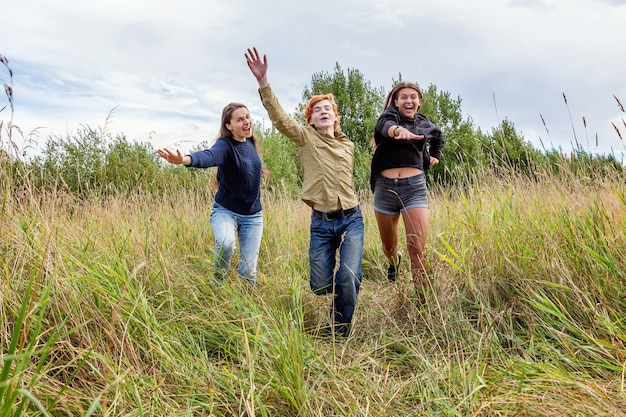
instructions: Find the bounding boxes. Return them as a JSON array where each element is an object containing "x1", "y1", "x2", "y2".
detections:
[
  {"x1": 309, "y1": 206, "x2": 364, "y2": 326},
  {"x1": 210, "y1": 203, "x2": 263, "y2": 285}
]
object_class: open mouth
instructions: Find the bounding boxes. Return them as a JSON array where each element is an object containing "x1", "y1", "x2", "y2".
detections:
[{"x1": 402, "y1": 105, "x2": 416, "y2": 115}]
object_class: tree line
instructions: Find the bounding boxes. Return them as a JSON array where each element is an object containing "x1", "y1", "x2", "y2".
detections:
[{"x1": 2, "y1": 61, "x2": 623, "y2": 201}]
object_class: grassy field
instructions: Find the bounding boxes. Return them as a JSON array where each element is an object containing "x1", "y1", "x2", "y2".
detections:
[{"x1": 2, "y1": 166, "x2": 626, "y2": 416}]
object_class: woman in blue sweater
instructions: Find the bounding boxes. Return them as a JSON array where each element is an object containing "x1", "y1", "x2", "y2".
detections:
[{"x1": 157, "y1": 103, "x2": 264, "y2": 285}]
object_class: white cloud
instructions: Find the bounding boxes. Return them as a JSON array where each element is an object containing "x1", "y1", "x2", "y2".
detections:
[{"x1": 2, "y1": 0, "x2": 625, "y2": 161}]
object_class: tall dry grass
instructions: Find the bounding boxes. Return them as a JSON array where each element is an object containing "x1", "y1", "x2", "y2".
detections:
[{"x1": 2, "y1": 163, "x2": 626, "y2": 416}]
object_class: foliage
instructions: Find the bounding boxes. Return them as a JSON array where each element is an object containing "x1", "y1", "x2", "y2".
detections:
[
  {"x1": 419, "y1": 83, "x2": 484, "y2": 186},
  {"x1": 255, "y1": 121, "x2": 302, "y2": 199},
  {"x1": 542, "y1": 147, "x2": 624, "y2": 179},
  {"x1": 29, "y1": 126, "x2": 108, "y2": 197},
  {"x1": 485, "y1": 118, "x2": 545, "y2": 177},
  {"x1": 103, "y1": 135, "x2": 162, "y2": 193},
  {"x1": 5, "y1": 54, "x2": 621, "y2": 200},
  {"x1": 25, "y1": 126, "x2": 214, "y2": 199}
]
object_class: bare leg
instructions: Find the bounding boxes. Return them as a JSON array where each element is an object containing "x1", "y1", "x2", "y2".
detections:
[
  {"x1": 401, "y1": 207, "x2": 430, "y2": 285},
  {"x1": 374, "y1": 211, "x2": 401, "y2": 266}
]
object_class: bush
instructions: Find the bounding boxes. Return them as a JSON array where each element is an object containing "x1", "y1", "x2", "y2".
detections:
[{"x1": 256, "y1": 123, "x2": 302, "y2": 199}]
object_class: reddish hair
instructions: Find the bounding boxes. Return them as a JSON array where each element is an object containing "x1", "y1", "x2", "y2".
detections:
[{"x1": 303, "y1": 94, "x2": 342, "y2": 136}]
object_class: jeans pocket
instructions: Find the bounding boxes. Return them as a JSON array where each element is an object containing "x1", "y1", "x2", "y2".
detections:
[{"x1": 408, "y1": 174, "x2": 425, "y2": 190}]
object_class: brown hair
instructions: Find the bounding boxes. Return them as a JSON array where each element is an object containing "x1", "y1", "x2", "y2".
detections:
[
  {"x1": 303, "y1": 94, "x2": 342, "y2": 137},
  {"x1": 370, "y1": 82, "x2": 424, "y2": 151},
  {"x1": 213, "y1": 103, "x2": 269, "y2": 189},
  {"x1": 219, "y1": 102, "x2": 260, "y2": 152},
  {"x1": 383, "y1": 81, "x2": 423, "y2": 110}
]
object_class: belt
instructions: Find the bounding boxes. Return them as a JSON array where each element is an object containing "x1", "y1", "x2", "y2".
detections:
[
  {"x1": 378, "y1": 173, "x2": 423, "y2": 185},
  {"x1": 313, "y1": 206, "x2": 358, "y2": 221}
]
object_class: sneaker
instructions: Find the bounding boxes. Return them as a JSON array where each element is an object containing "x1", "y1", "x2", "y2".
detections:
[
  {"x1": 318, "y1": 323, "x2": 350, "y2": 339},
  {"x1": 387, "y1": 252, "x2": 402, "y2": 282},
  {"x1": 334, "y1": 323, "x2": 351, "y2": 338}
]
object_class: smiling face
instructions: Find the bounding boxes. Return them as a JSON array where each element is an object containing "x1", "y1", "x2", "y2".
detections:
[
  {"x1": 304, "y1": 94, "x2": 341, "y2": 137},
  {"x1": 307, "y1": 98, "x2": 336, "y2": 134},
  {"x1": 225, "y1": 106, "x2": 253, "y2": 141},
  {"x1": 394, "y1": 87, "x2": 421, "y2": 119}
]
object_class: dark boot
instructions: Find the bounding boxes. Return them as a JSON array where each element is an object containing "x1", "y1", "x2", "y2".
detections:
[{"x1": 387, "y1": 252, "x2": 402, "y2": 282}]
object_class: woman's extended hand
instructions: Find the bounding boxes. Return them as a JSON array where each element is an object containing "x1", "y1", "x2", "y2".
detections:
[
  {"x1": 394, "y1": 126, "x2": 424, "y2": 141},
  {"x1": 157, "y1": 148, "x2": 186, "y2": 165}
]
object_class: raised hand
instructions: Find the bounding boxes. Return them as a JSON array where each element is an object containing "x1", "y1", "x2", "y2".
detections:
[{"x1": 245, "y1": 47, "x2": 269, "y2": 87}]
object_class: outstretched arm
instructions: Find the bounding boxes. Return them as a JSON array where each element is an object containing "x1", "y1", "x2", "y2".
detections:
[
  {"x1": 387, "y1": 125, "x2": 424, "y2": 141},
  {"x1": 376, "y1": 110, "x2": 424, "y2": 142},
  {"x1": 245, "y1": 47, "x2": 269, "y2": 88},
  {"x1": 245, "y1": 46, "x2": 306, "y2": 145}
]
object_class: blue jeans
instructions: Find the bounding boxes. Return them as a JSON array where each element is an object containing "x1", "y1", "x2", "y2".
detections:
[
  {"x1": 309, "y1": 206, "x2": 364, "y2": 326},
  {"x1": 210, "y1": 203, "x2": 263, "y2": 284}
]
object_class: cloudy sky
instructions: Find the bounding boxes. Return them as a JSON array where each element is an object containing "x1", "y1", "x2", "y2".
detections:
[{"x1": 2, "y1": 0, "x2": 625, "y2": 160}]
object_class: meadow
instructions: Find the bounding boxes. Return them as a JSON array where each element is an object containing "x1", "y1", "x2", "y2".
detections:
[{"x1": 2, "y1": 162, "x2": 626, "y2": 416}]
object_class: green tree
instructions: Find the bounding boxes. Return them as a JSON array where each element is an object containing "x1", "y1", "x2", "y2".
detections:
[
  {"x1": 104, "y1": 136, "x2": 161, "y2": 193},
  {"x1": 255, "y1": 121, "x2": 302, "y2": 198},
  {"x1": 32, "y1": 125, "x2": 107, "y2": 198},
  {"x1": 418, "y1": 83, "x2": 483, "y2": 186},
  {"x1": 485, "y1": 118, "x2": 543, "y2": 177},
  {"x1": 28, "y1": 127, "x2": 204, "y2": 198}
]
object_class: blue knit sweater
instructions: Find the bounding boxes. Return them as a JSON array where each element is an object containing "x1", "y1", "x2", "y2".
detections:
[{"x1": 188, "y1": 137, "x2": 262, "y2": 215}]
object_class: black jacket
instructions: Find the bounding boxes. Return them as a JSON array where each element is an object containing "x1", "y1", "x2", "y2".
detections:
[{"x1": 370, "y1": 106, "x2": 444, "y2": 191}]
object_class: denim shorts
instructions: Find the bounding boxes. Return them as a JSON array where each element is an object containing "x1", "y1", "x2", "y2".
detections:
[{"x1": 372, "y1": 173, "x2": 428, "y2": 215}]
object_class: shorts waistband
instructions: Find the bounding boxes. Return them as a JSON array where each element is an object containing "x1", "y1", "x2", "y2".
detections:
[
  {"x1": 378, "y1": 173, "x2": 423, "y2": 185},
  {"x1": 312, "y1": 206, "x2": 358, "y2": 221}
]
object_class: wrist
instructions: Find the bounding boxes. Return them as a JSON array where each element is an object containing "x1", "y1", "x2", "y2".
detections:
[
  {"x1": 258, "y1": 76, "x2": 269, "y2": 89},
  {"x1": 393, "y1": 126, "x2": 401, "y2": 137}
]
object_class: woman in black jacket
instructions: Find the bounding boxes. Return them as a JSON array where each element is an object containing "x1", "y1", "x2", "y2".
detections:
[{"x1": 370, "y1": 81, "x2": 444, "y2": 288}]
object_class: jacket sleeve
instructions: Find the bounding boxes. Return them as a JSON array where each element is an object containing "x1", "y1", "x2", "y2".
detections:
[
  {"x1": 416, "y1": 114, "x2": 444, "y2": 160},
  {"x1": 258, "y1": 85, "x2": 308, "y2": 146},
  {"x1": 187, "y1": 139, "x2": 230, "y2": 168},
  {"x1": 428, "y1": 128, "x2": 444, "y2": 160},
  {"x1": 374, "y1": 107, "x2": 399, "y2": 145}
]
